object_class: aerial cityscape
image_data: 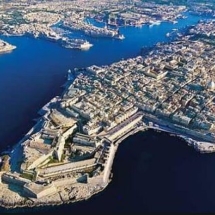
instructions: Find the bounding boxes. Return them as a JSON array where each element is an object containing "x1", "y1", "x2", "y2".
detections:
[{"x1": 0, "y1": 0, "x2": 215, "y2": 212}]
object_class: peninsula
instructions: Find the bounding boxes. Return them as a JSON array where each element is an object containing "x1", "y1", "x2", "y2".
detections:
[
  {"x1": 0, "y1": 17, "x2": 215, "y2": 208},
  {"x1": 0, "y1": 39, "x2": 16, "y2": 54},
  {"x1": 1, "y1": 0, "x2": 215, "y2": 210}
]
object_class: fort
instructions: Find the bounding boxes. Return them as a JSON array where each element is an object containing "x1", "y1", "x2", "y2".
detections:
[{"x1": 1, "y1": 31, "x2": 215, "y2": 207}]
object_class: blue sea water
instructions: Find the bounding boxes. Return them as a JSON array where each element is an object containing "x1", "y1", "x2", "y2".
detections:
[{"x1": 0, "y1": 13, "x2": 213, "y2": 213}]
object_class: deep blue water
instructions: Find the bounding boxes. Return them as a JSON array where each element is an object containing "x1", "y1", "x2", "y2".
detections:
[{"x1": 0, "y1": 13, "x2": 213, "y2": 213}]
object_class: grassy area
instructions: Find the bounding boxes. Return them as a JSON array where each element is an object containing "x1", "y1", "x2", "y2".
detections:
[
  {"x1": 20, "y1": 173, "x2": 33, "y2": 181},
  {"x1": 61, "y1": 154, "x2": 66, "y2": 162},
  {"x1": 47, "y1": 157, "x2": 59, "y2": 164}
]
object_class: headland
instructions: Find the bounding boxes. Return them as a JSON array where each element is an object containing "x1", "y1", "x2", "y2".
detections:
[
  {"x1": 0, "y1": 39, "x2": 16, "y2": 53},
  {"x1": 0, "y1": 0, "x2": 215, "y2": 210}
]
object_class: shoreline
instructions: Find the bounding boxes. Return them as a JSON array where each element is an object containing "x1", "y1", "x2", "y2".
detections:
[
  {"x1": 0, "y1": 10, "x2": 214, "y2": 211},
  {"x1": 0, "y1": 182, "x2": 107, "y2": 209},
  {"x1": 0, "y1": 39, "x2": 16, "y2": 54},
  {"x1": 0, "y1": 122, "x2": 213, "y2": 210},
  {"x1": 0, "y1": 59, "x2": 215, "y2": 209}
]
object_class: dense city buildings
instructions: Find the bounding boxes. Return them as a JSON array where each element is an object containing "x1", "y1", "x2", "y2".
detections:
[
  {"x1": 0, "y1": 0, "x2": 187, "y2": 48},
  {"x1": 0, "y1": 0, "x2": 215, "y2": 209}
]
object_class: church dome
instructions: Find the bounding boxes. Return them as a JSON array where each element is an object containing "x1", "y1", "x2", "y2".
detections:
[{"x1": 207, "y1": 79, "x2": 215, "y2": 91}]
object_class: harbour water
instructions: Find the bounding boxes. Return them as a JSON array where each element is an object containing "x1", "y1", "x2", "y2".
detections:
[{"x1": 0, "y1": 13, "x2": 214, "y2": 213}]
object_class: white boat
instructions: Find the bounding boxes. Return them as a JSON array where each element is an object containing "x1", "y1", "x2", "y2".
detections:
[
  {"x1": 80, "y1": 41, "x2": 93, "y2": 50},
  {"x1": 61, "y1": 38, "x2": 93, "y2": 50},
  {"x1": 149, "y1": 20, "x2": 161, "y2": 27},
  {"x1": 119, "y1": 35, "x2": 125, "y2": 40}
]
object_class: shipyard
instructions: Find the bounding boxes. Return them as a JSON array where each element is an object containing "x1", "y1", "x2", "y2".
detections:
[{"x1": 0, "y1": 0, "x2": 215, "y2": 210}]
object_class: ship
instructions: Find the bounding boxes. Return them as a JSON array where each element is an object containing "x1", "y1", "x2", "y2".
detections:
[
  {"x1": 166, "y1": 32, "x2": 170, "y2": 37},
  {"x1": 149, "y1": 20, "x2": 161, "y2": 28},
  {"x1": 61, "y1": 38, "x2": 93, "y2": 50},
  {"x1": 79, "y1": 41, "x2": 93, "y2": 50},
  {"x1": 115, "y1": 34, "x2": 125, "y2": 40}
]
